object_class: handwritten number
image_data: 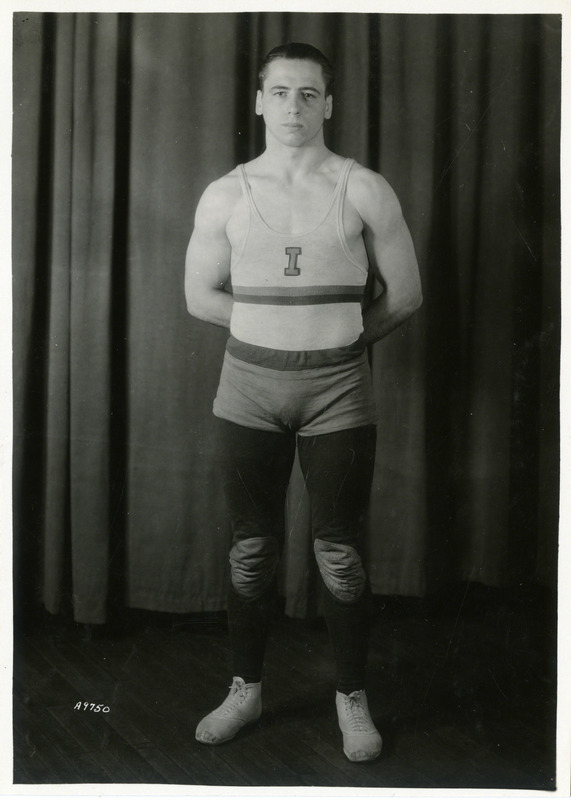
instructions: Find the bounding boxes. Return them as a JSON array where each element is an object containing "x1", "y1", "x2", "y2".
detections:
[{"x1": 74, "y1": 701, "x2": 110, "y2": 713}]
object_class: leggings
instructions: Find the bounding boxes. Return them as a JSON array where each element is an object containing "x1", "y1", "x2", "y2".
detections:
[{"x1": 219, "y1": 419, "x2": 377, "y2": 694}]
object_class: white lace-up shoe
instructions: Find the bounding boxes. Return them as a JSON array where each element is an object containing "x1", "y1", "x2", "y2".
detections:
[
  {"x1": 335, "y1": 689, "x2": 382, "y2": 761},
  {"x1": 195, "y1": 677, "x2": 262, "y2": 745}
]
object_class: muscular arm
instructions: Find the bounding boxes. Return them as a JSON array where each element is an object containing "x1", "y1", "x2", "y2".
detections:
[
  {"x1": 349, "y1": 169, "x2": 422, "y2": 345},
  {"x1": 184, "y1": 179, "x2": 235, "y2": 328}
]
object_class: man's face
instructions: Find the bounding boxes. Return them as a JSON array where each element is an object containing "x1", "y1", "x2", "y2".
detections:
[{"x1": 256, "y1": 58, "x2": 333, "y2": 148}]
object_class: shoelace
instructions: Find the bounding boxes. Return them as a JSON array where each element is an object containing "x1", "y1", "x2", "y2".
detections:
[
  {"x1": 343, "y1": 692, "x2": 373, "y2": 732},
  {"x1": 218, "y1": 680, "x2": 248, "y2": 717}
]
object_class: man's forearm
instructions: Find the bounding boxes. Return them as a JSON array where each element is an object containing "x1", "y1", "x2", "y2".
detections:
[
  {"x1": 361, "y1": 292, "x2": 422, "y2": 346},
  {"x1": 186, "y1": 287, "x2": 234, "y2": 329}
]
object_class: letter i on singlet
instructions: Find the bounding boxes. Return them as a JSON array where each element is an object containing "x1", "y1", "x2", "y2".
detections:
[{"x1": 284, "y1": 247, "x2": 302, "y2": 276}]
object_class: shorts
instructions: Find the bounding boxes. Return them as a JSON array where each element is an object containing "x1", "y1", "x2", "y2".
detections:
[{"x1": 213, "y1": 347, "x2": 378, "y2": 436}]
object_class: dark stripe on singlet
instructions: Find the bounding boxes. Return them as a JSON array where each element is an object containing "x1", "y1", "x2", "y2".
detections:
[{"x1": 233, "y1": 285, "x2": 365, "y2": 306}]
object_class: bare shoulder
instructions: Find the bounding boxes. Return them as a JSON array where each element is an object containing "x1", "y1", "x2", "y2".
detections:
[
  {"x1": 346, "y1": 162, "x2": 403, "y2": 227},
  {"x1": 195, "y1": 168, "x2": 243, "y2": 228}
]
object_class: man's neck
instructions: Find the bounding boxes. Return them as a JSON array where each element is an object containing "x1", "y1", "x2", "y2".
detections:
[{"x1": 259, "y1": 136, "x2": 332, "y2": 181}]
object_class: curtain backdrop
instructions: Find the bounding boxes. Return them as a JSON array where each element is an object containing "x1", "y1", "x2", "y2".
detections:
[{"x1": 13, "y1": 12, "x2": 560, "y2": 624}]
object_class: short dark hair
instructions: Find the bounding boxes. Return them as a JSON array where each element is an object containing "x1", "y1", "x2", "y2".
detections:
[{"x1": 258, "y1": 42, "x2": 335, "y2": 96}]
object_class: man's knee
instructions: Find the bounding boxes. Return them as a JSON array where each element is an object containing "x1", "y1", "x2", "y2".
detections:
[
  {"x1": 313, "y1": 539, "x2": 366, "y2": 603},
  {"x1": 230, "y1": 537, "x2": 280, "y2": 600}
]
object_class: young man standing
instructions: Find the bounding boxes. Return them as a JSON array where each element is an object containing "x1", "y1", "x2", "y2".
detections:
[{"x1": 185, "y1": 43, "x2": 422, "y2": 762}]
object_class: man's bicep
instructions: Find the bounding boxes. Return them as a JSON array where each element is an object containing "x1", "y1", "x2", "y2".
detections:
[
  {"x1": 185, "y1": 187, "x2": 233, "y2": 290},
  {"x1": 364, "y1": 212, "x2": 420, "y2": 293},
  {"x1": 356, "y1": 173, "x2": 420, "y2": 300},
  {"x1": 185, "y1": 224, "x2": 231, "y2": 291}
]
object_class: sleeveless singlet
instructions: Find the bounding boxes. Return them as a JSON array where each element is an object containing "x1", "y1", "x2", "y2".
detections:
[{"x1": 228, "y1": 158, "x2": 369, "y2": 367}]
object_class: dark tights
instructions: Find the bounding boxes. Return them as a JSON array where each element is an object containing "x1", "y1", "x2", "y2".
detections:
[{"x1": 220, "y1": 419, "x2": 377, "y2": 695}]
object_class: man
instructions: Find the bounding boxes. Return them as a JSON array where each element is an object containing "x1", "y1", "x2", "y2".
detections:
[{"x1": 185, "y1": 42, "x2": 422, "y2": 762}]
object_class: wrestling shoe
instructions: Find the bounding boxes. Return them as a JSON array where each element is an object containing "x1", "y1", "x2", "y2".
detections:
[
  {"x1": 195, "y1": 677, "x2": 262, "y2": 745},
  {"x1": 335, "y1": 689, "x2": 382, "y2": 762}
]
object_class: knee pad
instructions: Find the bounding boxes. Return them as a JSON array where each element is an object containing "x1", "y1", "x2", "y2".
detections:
[
  {"x1": 229, "y1": 537, "x2": 280, "y2": 600},
  {"x1": 313, "y1": 539, "x2": 366, "y2": 603}
]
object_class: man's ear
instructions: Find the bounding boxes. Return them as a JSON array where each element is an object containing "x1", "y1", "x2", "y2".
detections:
[
  {"x1": 325, "y1": 95, "x2": 333, "y2": 120},
  {"x1": 255, "y1": 90, "x2": 263, "y2": 116}
]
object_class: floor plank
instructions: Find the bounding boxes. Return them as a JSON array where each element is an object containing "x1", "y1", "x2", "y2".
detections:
[{"x1": 13, "y1": 585, "x2": 557, "y2": 789}]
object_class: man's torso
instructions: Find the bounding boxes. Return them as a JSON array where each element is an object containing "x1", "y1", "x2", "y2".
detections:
[
  {"x1": 222, "y1": 154, "x2": 370, "y2": 352},
  {"x1": 224, "y1": 154, "x2": 367, "y2": 263}
]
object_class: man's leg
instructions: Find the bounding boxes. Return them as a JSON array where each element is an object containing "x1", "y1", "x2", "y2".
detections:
[
  {"x1": 297, "y1": 425, "x2": 382, "y2": 761},
  {"x1": 196, "y1": 419, "x2": 296, "y2": 744},
  {"x1": 297, "y1": 425, "x2": 376, "y2": 692}
]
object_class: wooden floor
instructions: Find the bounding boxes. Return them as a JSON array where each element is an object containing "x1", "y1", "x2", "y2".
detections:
[{"x1": 13, "y1": 584, "x2": 557, "y2": 789}]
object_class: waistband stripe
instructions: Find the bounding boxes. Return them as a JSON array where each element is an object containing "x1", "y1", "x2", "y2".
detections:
[
  {"x1": 226, "y1": 335, "x2": 367, "y2": 370},
  {"x1": 233, "y1": 285, "x2": 364, "y2": 306}
]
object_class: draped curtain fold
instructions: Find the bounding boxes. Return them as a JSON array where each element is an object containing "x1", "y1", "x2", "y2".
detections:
[{"x1": 13, "y1": 12, "x2": 560, "y2": 624}]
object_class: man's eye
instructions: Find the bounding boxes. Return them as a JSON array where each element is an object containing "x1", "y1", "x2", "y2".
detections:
[{"x1": 303, "y1": 94, "x2": 316, "y2": 100}]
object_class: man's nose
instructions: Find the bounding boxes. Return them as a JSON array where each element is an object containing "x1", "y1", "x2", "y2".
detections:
[{"x1": 288, "y1": 96, "x2": 301, "y2": 114}]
